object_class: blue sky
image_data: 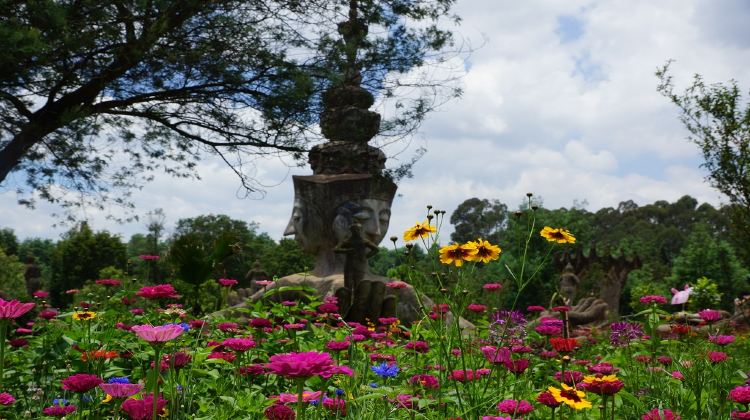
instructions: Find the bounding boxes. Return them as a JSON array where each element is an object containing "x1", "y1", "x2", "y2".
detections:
[{"x1": 2, "y1": 0, "x2": 749, "y2": 243}]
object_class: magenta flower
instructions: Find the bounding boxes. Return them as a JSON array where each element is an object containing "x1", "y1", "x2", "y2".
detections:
[
  {"x1": 138, "y1": 254, "x2": 160, "y2": 260},
  {"x1": 483, "y1": 282, "x2": 502, "y2": 290},
  {"x1": 218, "y1": 278, "x2": 238, "y2": 287},
  {"x1": 131, "y1": 324, "x2": 184, "y2": 343},
  {"x1": 709, "y1": 334, "x2": 736, "y2": 346},
  {"x1": 497, "y1": 399, "x2": 534, "y2": 415},
  {"x1": 405, "y1": 340, "x2": 430, "y2": 353},
  {"x1": 43, "y1": 404, "x2": 77, "y2": 417},
  {"x1": 708, "y1": 351, "x2": 728, "y2": 363},
  {"x1": 732, "y1": 411, "x2": 750, "y2": 419},
  {"x1": 264, "y1": 403, "x2": 296, "y2": 419},
  {"x1": 99, "y1": 383, "x2": 143, "y2": 398},
  {"x1": 409, "y1": 374, "x2": 440, "y2": 389},
  {"x1": 61, "y1": 373, "x2": 103, "y2": 393},
  {"x1": 96, "y1": 278, "x2": 122, "y2": 286},
  {"x1": 730, "y1": 386, "x2": 750, "y2": 404},
  {"x1": 136, "y1": 284, "x2": 179, "y2": 299},
  {"x1": 385, "y1": 281, "x2": 408, "y2": 289},
  {"x1": 0, "y1": 392, "x2": 15, "y2": 405},
  {"x1": 640, "y1": 295, "x2": 667, "y2": 304},
  {"x1": 266, "y1": 351, "x2": 343, "y2": 379},
  {"x1": 0, "y1": 298, "x2": 35, "y2": 319},
  {"x1": 698, "y1": 309, "x2": 722, "y2": 322},
  {"x1": 467, "y1": 303, "x2": 487, "y2": 313},
  {"x1": 121, "y1": 394, "x2": 168, "y2": 420},
  {"x1": 222, "y1": 337, "x2": 256, "y2": 352},
  {"x1": 642, "y1": 408, "x2": 680, "y2": 420}
]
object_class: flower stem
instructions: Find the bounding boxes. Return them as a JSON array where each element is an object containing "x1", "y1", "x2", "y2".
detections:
[
  {"x1": 152, "y1": 345, "x2": 162, "y2": 420},
  {"x1": 0, "y1": 321, "x2": 7, "y2": 384},
  {"x1": 296, "y1": 378, "x2": 305, "y2": 420}
]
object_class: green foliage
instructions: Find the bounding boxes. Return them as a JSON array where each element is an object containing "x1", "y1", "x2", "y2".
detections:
[
  {"x1": 688, "y1": 276, "x2": 722, "y2": 311},
  {"x1": 657, "y1": 63, "x2": 750, "y2": 265},
  {"x1": 628, "y1": 271, "x2": 670, "y2": 313},
  {"x1": 670, "y1": 223, "x2": 746, "y2": 309},
  {"x1": 0, "y1": 228, "x2": 18, "y2": 255},
  {"x1": 49, "y1": 222, "x2": 127, "y2": 306},
  {"x1": 0, "y1": 0, "x2": 459, "y2": 220},
  {"x1": 449, "y1": 198, "x2": 508, "y2": 244},
  {"x1": 0, "y1": 246, "x2": 26, "y2": 299}
]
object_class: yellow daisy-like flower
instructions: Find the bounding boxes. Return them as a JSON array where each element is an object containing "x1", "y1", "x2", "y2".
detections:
[
  {"x1": 72, "y1": 311, "x2": 97, "y2": 321},
  {"x1": 102, "y1": 394, "x2": 113, "y2": 404},
  {"x1": 439, "y1": 242, "x2": 478, "y2": 267},
  {"x1": 548, "y1": 383, "x2": 592, "y2": 410},
  {"x1": 403, "y1": 220, "x2": 437, "y2": 242},
  {"x1": 466, "y1": 239, "x2": 501, "y2": 263},
  {"x1": 540, "y1": 226, "x2": 576, "y2": 244}
]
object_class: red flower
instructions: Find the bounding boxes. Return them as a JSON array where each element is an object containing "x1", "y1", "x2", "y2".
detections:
[
  {"x1": 121, "y1": 394, "x2": 168, "y2": 420},
  {"x1": 264, "y1": 403, "x2": 295, "y2": 420},
  {"x1": 537, "y1": 390, "x2": 562, "y2": 407},
  {"x1": 136, "y1": 284, "x2": 179, "y2": 299},
  {"x1": 552, "y1": 305, "x2": 570, "y2": 312},
  {"x1": 708, "y1": 351, "x2": 728, "y2": 363},
  {"x1": 218, "y1": 278, "x2": 238, "y2": 287},
  {"x1": 96, "y1": 278, "x2": 122, "y2": 287},
  {"x1": 504, "y1": 358, "x2": 530, "y2": 375},
  {"x1": 61, "y1": 373, "x2": 103, "y2": 393},
  {"x1": 729, "y1": 386, "x2": 750, "y2": 404},
  {"x1": 43, "y1": 405, "x2": 77, "y2": 417},
  {"x1": 550, "y1": 337, "x2": 579, "y2": 353},
  {"x1": 467, "y1": 303, "x2": 487, "y2": 313},
  {"x1": 405, "y1": 341, "x2": 429, "y2": 353}
]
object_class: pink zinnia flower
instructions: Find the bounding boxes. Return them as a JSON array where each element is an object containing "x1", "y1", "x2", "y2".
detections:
[
  {"x1": 482, "y1": 346, "x2": 511, "y2": 365},
  {"x1": 640, "y1": 295, "x2": 667, "y2": 304},
  {"x1": 483, "y1": 283, "x2": 502, "y2": 290},
  {"x1": 266, "y1": 351, "x2": 341, "y2": 379},
  {"x1": 698, "y1": 309, "x2": 722, "y2": 322},
  {"x1": 276, "y1": 391, "x2": 323, "y2": 403},
  {"x1": 43, "y1": 404, "x2": 77, "y2": 416},
  {"x1": 527, "y1": 305, "x2": 546, "y2": 312},
  {"x1": 218, "y1": 278, "x2": 238, "y2": 287},
  {"x1": 131, "y1": 324, "x2": 184, "y2": 343},
  {"x1": 0, "y1": 392, "x2": 15, "y2": 405},
  {"x1": 386, "y1": 281, "x2": 408, "y2": 289},
  {"x1": 96, "y1": 278, "x2": 122, "y2": 287},
  {"x1": 99, "y1": 383, "x2": 143, "y2": 398},
  {"x1": 588, "y1": 363, "x2": 619, "y2": 375},
  {"x1": 136, "y1": 284, "x2": 179, "y2": 299},
  {"x1": 729, "y1": 386, "x2": 750, "y2": 404},
  {"x1": 708, "y1": 351, "x2": 728, "y2": 363},
  {"x1": 732, "y1": 411, "x2": 750, "y2": 419},
  {"x1": 218, "y1": 322, "x2": 239, "y2": 332},
  {"x1": 222, "y1": 337, "x2": 256, "y2": 352},
  {"x1": 264, "y1": 403, "x2": 295, "y2": 419},
  {"x1": 0, "y1": 298, "x2": 35, "y2": 319},
  {"x1": 378, "y1": 317, "x2": 399, "y2": 325},
  {"x1": 208, "y1": 351, "x2": 236, "y2": 362},
  {"x1": 537, "y1": 390, "x2": 562, "y2": 407},
  {"x1": 405, "y1": 340, "x2": 429, "y2": 353},
  {"x1": 497, "y1": 399, "x2": 534, "y2": 415},
  {"x1": 138, "y1": 254, "x2": 160, "y2": 260},
  {"x1": 671, "y1": 371, "x2": 684, "y2": 381},
  {"x1": 121, "y1": 394, "x2": 168, "y2": 420},
  {"x1": 642, "y1": 408, "x2": 680, "y2": 420},
  {"x1": 32, "y1": 290, "x2": 49, "y2": 298},
  {"x1": 326, "y1": 341, "x2": 350, "y2": 351},
  {"x1": 39, "y1": 309, "x2": 58, "y2": 320},
  {"x1": 250, "y1": 318, "x2": 273, "y2": 328},
  {"x1": 256, "y1": 280, "x2": 274, "y2": 287},
  {"x1": 709, "y1": 334, "x2": 736, "y2": 346},
  {"x1": 61, "y1": 373, "x2": 103, "y2": 392},
  {"x1": 467, "y1": 303, "x2": 487, "y2": 313},
  {"x1": 409, "y1": 374, "x2": 439, "y2": 389}
]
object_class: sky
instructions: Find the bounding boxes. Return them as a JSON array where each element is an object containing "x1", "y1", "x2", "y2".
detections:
[{"x1": 2, "y1": 0, "x2": 750, "y2": 243}]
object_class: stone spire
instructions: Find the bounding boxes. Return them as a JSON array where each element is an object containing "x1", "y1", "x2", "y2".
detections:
[{"x1": 308, "y1": 0, "x2": 387, "y2": 176}]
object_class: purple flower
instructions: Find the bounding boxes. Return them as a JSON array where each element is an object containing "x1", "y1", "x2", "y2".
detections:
[{"x1": 610, "y1": 322, "x2": 643, "y2": 347}]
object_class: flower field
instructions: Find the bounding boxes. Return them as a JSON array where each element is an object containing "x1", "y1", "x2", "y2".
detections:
[{"x1": 1, "y1": 220, "x2": 749, "y2": 419}]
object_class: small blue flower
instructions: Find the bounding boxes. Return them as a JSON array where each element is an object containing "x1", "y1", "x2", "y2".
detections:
[
  {"x1": 309, "y1": 399, "x2": 319, "y2": 406},
  {"x1": 369, "y1": 382, "x2": 379, "y2": 388},
  {"x1": 107, "y1": 376, "x2": 130, "y2": 384},
  {"x1": 166, "y1": 322, "x2": 190, "y2": 332},
  {"x1": 335, "y1": 388, "x2": 344, "y2": 396},
  {"x1": 52, "y1": 398, "x2": 69, "y2": 406},
  {"x1": 371, "y1": 362, "x2": 399, "y2": 378}
]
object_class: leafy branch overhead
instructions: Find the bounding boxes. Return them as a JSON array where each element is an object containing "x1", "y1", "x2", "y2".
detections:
[{"x1": 0, "y1": 1, "x2": 461, "y2": 220}]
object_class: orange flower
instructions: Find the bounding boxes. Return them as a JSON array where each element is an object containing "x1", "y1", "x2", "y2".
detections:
[
  {"x1": 439, "y1": 242, "x2": 478, "y2": 267},
  {"x1": 403, "y1": 220, "x2": 437, "y2": 242},
  {"x1": 540, "y1": 227, "x2": 576, "y2": 244},
  {"x1": 466, "y1": 239, "x2": 501, "y2": 263}
]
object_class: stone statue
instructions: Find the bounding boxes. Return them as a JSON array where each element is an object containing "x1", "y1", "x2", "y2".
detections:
[
  {"x1": 541, "y1": 263, "x2": 609, "y2": 329},
  {"x1": 225, "y1": 0, "x2": 471, "y2": 329},
  {"x1": 242, "y1": 261, "x2": 270, "y2": 292}
]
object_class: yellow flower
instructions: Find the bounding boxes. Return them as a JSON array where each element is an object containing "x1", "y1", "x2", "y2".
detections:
[
  {"x1": 582, "y1": 374, "x2": 620, "y2": 384},
  {"x1": 439, "y1": 242, "x2": 478, "y2": 267},
  {"x1": 466, "y1": 239, "x2": 501, "y2": 263},
  {"x1": 72, "y1": 311, "x2": 97, "y2": 321},
  {"x1": 540, "y1": 226, "x2": 576, "y2": 244},
  {"x1": 548, "y1": 383, "x2": 592, "y2": 410},
  {"x1": 403, "y1": 220, "x2": 437, "y2": 242},
  {"x1": 102, "y1": 394, "x2": 113, "y2": 404}
]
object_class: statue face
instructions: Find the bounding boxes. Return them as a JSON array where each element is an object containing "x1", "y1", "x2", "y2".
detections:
[
  {"x1": 333, "y1": 198, "x2": 391, "y2": 246},
  {"x1": 284, "y1": 198, "x2": 313, "y2": 251}
]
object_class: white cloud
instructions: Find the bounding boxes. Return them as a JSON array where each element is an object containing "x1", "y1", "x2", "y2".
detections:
[{"x1": 2, "y1": 0, "x2": 748, "y2": 247}]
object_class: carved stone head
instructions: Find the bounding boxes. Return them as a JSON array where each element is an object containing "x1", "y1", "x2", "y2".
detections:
[{"x1": 283, "y1": 174, "x2": 396, "y2": 255}]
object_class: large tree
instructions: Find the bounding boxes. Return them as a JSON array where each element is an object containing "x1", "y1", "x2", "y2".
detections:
[
  {"x1": 1, "y1": 0, "x2": 458, "y2": 218},
  {"x1": 657, "y1": 62, "x2": 750, "y2": 263}
]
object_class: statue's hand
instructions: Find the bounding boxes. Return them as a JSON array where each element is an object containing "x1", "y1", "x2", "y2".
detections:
[
  {"x1": 568, "y1": 297, "x2": 608, "y2": 325},
  {"x1": 335, "y1": 279, "x2": 397, "y2": 323}
]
